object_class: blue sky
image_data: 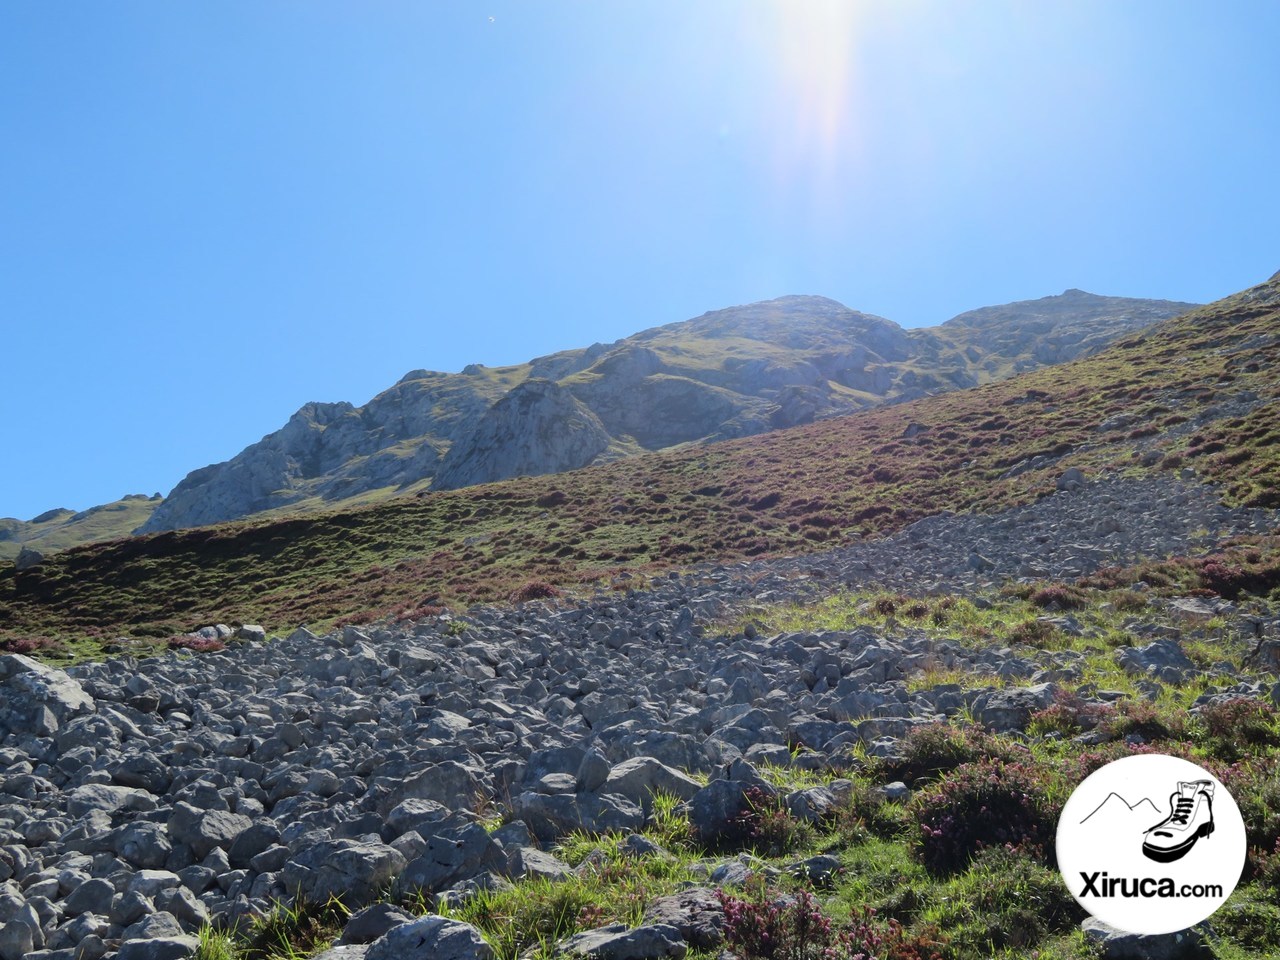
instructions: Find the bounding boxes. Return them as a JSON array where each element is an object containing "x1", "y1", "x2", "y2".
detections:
[{"x1": 2, "y1": 1, "x2": 1278, "y2": 521}]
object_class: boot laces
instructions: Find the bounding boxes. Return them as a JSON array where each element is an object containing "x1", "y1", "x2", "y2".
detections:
[{"x1": 1170, "y1": 796, "x2": 1195, "y2": 825}]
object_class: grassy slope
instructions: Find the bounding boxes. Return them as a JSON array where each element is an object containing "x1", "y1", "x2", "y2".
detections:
[
  {"x1": 0, "y1": 496, "x2": 161, "y2": 563},
  {"x1": 1, "y1": 277, "x2": 1276, "y2": 653}
]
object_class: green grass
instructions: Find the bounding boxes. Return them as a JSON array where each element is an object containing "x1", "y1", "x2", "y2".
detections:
[
  {"x1": 194, "y1": 897, "x2": 350, "y2": 960},
  {"x1": 0, "y1": 494, "x2": 161, "y2": 562}
]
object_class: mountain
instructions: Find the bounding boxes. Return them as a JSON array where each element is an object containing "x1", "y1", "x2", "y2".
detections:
[
  {"x1": 2, "y1": 271, "x2": 1273, "y2": 652},
  {"x1": 135, "y1": 290, "x2": 1195, "y2": 535},
  {"x1": 0, "y1": 495, "x2": 162, "y2": 564}
]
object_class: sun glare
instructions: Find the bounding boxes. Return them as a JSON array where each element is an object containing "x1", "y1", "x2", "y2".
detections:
[{"x1": 738, "y1": 0, "x2": 885, "y2": 220}]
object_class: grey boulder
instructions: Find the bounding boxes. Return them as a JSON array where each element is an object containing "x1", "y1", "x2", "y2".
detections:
[
  {"x1": 281, "y1": 840, "x2": 407, "y2": 906},
  {"x1": 642, "y1": 888, "x2": 724, "y2": 948},
  {"x1": 366, "y1": 915, "x2": 495, "y2": 960},
  {"x1": 1081, "y1": 919, "x2": 1209, "y2": 959},
  {"x1": 554, "y1": 923, "x2": 687, "y2": 959}
]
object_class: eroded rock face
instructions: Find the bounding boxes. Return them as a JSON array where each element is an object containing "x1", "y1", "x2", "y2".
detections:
[{"x1": 432, "y1": 380, "x2": 613, "y2": 491}]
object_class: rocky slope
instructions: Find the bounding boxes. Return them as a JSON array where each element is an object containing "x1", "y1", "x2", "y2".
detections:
[
  {"x1": 0, "y1": 470, "x2": 1276, "y2": 959},
  {"x1": 134, "y1": 290, "x2": 1195, "y2": 534}
]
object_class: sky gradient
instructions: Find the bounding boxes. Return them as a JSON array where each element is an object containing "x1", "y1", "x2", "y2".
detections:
[{"x1": 2, "y1": 1, "x2": 1278, "y2": 521}]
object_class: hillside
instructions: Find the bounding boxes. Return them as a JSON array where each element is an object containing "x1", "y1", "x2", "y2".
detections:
[
  {"x1": 0, "y1": 276, "x2": 1272, "y2": 654},
  {"x1": 133, "y1": 290, "x2": 1194, "y2": 535},
  {"x1": 0, "y1": 494, "x2": 162, "y2": 563}
]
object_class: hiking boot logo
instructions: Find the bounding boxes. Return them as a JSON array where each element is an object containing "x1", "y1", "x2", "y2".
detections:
[
  {"x1": 1142, "y1": 780, "x2": 1215, "y2": 863},
  {"x1": 1057, "y1": 754, "x2": 1246, "y2": 937}
]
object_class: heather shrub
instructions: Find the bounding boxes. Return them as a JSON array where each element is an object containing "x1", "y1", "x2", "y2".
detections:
[
  {"x1": 0, "y1": 636, "x2": 58, "y2": 655},
  {"x1": 1212, "y1": 887, "x2": 1280, "y2": 956},
  {"x1": 1223, "y1": 760, "x2": 1280, "y2": 879},
  {"x1": 728, "y1": 787, "x2": 814, "y2": 856},
  {"x1": 830, "y1": 779, "x2": 909, "y2": 841},
  {"x1": 1197, "y1": 697, "x2": 1280, "y2": 762},
  {"x1": 508, "y1": 580, "x2": 560, "y2": 603},
  {"x1": 874, "y1": 595, "x2": 901, "y2": 617},
  {"x1": 1098, "y1": 699, "x2": 1187, "y2": 743},
  {"x1": 1026, "y1": 702, "x2": 1081, "y2": 739},
  {"x1": 911, "y1": 759, "x2": 1059, "y2": 875},
  {"x1": 167, "y1": 635, "x2": 226, "y2": 653},
  {"x1": 1254, "y1": 838, "x2": 1280, "y2": 890},
  {"x1": 1008, "y1": 618, "x2": 1063, "y2": 649},
  {"x1": 718, "y1": 884, "x2": 940, "y2": 960},
  {"x1": 883, "y1": 723, "x2": 1015, "y2": 786},
  {"x1": 1028, "y1": 584, "x2": 1088, "y2": 610},
  {"x1": 1109, "y1": 588, "x2": 1149, "y2": 612}
]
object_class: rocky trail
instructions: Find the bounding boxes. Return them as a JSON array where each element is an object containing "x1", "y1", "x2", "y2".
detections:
[{"x1": 0, "y1": 471, "x2": 1277, "y2": 960}]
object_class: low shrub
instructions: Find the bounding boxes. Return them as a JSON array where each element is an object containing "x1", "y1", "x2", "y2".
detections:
[
  {"x1": 1008, "y1": 618, "x2": 1063, "y2": 648},
  {"x1": 911, "y1": 759, "x2": 1059, "y2": 875},
  {"x1": 1211, "y1": 885, "x2": 1280, "y2": 954},
  {"x1": 729, "y1": 787, "x2": 814, "y2": 857},
  {"x1": 883, "y1": 723, "x2": 1015, "y2": 786},
  {"x1": 1027, "y1": 702, "x2": 1082, "y2": 739},
  {"x1": 508, "y1": 580, "x2": 561, "y2": 603},
  {"x1": 718, "y1": 883, "x2": 941, "y2": 960},
  {"x1": 1197, "y1": 698, "x2": 1280, "y2": 761},
  {"x1": 1028, "y1": 584, "x2": 1088, "y2": 610},
  {"x1": 0, "y1": 635, "x2": 58, "y2": 655},
  {"x1": 924, "y1": 846, "x2": 1082, "y2": 954},
  {"x1": 830, "y1": 779, "x2": 908, "y2": 841},
  {"x1": 1098, "y1": 700, "x2": 1188, "y2": 743},
  {"x1": 167, "y1": 635, "x2": 226, "y2": 654},
  {"x1": 1223, "y1": 760, "x2": 1280, "y2": 880}
]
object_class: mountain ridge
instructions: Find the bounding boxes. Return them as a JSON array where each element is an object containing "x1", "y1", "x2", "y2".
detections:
[{"x1": 133, "y1": 288, "x2": 1196, "y2": 536}]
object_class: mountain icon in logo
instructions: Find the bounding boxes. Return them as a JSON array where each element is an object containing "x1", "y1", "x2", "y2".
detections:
[{"x1": 1080, "y1": 792, "x2": 1162, "y2": 826}]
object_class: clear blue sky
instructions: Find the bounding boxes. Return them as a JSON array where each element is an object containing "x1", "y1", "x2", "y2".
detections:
[{"x1": 2, "y1": 1, "x2": 1277, "y2": 521}]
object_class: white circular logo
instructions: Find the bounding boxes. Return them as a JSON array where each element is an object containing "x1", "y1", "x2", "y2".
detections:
[{"x1": 1057, "y1": 754, "x2": 1246, "y2": 935}]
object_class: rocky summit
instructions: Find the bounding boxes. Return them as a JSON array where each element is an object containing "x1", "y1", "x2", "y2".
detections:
[{"x1": 0, "y1": 469, "x2": 1277, "y2": 959}]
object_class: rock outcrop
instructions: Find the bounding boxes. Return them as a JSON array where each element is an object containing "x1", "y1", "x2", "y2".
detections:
[{"x1": 433, "y1": 380, "x2": 613, "y2": 490}]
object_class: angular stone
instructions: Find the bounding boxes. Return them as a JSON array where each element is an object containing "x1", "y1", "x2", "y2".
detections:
[
  {"x1": 115, "y1": 936, "x2": 201, "y2": 960},
  {"x1": 576, "y1": 750, "x2": 611, "y2": 793},
  {"x1": 384, "y1": 762, "x2": 484, "y2": 813},
  {"x1": 365, "y1": 915, "x2": 495, "y2": 960},
  {"x1": 0, "y1": 920, "x2": 34, "y2": 960},
  {"x1": 339, "y1": 903, "x2": 414, "y2": 945},
  {"x1": 554, "y1": 923, "x2": 686, "y2": 959},
  {"x1": 600, "y1": 757, "x2": 701, "y2": 810},
  {"x1": 0, "y1": 655, "x2": 94, "y2": 731},
  {"x1": 974, "y1": 682, "x2": 1057, "y2": 733},
  {"x1": 63, "y1": 877, "x2": 115, "y2": 916},
  {"x1": 1081, "y1": 918, "x2": 1207, "y2": 959},
  {"x1": 167, "y1": 803, "x2": 252, "y2": 860},
  {"x1": 227, "y1": 820, "x2": 281, "y2": 869},
  {"x1": 399, "y1": 824, "x2": 505, "y2": 894},
  {"x1": 281, "y1": 840, "x2": 407, "y2": 906},
  {"x1": 512, "y1": 846, "x2": 572, "y2": 881},
  {"x1": 514, "y1": 791, "x2": 645, "y2": 843},
  {"x1": 642, "y1": 888, "x2": 724, "y2": 948}
]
